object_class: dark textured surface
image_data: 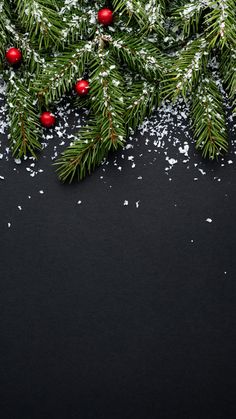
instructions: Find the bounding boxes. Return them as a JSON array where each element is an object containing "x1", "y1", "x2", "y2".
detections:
[{"x1": 0, "y1": 106, "x2": 236, "y2": 419}]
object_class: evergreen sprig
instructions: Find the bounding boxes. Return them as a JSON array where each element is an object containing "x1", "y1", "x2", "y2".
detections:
[
  {"x1": 220, "y1": 47, "x2": 236, "y2": 114},
  {"x1": 54, "y1": 119, "x2": 115, "y2": 182},
  {"x1": 163, "y1": 36, "x2": 209, "y2": 99},
  {"x1": 163, "y1": 0, "x2": 236, "y2": 160},
  {"x1": 191, "y1": 72, "x2": 228, "y2": 158},
  {"x1": 15, "y1": 0, "x2": 64, "y2": 49},
  {"x1": 7, "y1": 74, "x2": 42, "y2": 158},
  {"x1": 58, "y1": 1, "x2": 97, "y2": 45},
  {"x1": 206, "y1": 0, "x2": 236, "y2": 48},
  {"x1": 172, "y1": 1, "x2": 209, "y2": 37},
  {"x1": 110, "y1": 34, "x2": 162, "y2": 81},
  {"x1": 125, "y1": 80, "x2": 159, "y2": 128},
  {"x1": 113, "y1": 0, "x2": 166, "y2": 36},
  {"x1": 89, "y1": 47, "x2": 126, "y2": 146},
  {"x1": 32, "y1": 41, "x2": 95, "y2": 106},
  {"x1": 0, "y1": 2, "x2": 9, "y2": 62}
]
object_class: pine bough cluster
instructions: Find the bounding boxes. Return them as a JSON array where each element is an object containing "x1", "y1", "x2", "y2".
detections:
[
  {"x1": 165, "y1": 0, "x2": 236, "y2": 159},
  {"x1": 0, "y1": 0, "x2": 235, "y2": 182}
]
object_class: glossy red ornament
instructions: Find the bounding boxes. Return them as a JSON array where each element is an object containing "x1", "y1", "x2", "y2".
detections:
[
  {"x1": 75, "y1": 80, "x2": 90, "y2": 96},
  {"x1": 97, "y1": 8, "x2": 113, "y2": 26},
  {"x1": 40, "y1": 112, "x2": 56, "y2": 128},
  {"x1": 5, "y1": 47, "x2": 22, "y2": 65}
]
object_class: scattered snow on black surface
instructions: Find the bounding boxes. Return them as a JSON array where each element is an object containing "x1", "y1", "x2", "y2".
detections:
[{"x1": 0, "y1": 76, "x2": 235, "y2": 233}]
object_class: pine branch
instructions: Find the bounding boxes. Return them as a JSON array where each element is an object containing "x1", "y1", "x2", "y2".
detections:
[
  {"x1": 7, "y1": 27, "x2": 45, "y2": 75},
  {"x1": 17, "y1": 35, "x2": 45, "y2": 75},
  {"x1": 0, "y1": 1, "x2": 11, "y2": 64},
  {"x1": 71, "y1": 95, "x2": 91, "y2": 110},
  {"x1": 32, "y1": 41, "x2": 95, "y2": 106},
  {"x1": 7, "y1": 74, "x2": 42, "y2": 158},
  {"x1": 89, "y1": 46, "x2": 126, "y2": 146},
  {"x1": 110, "y1": 34, "x2": 162, "y2": 81},
  {"x1": 54, "y1": 119, "x2": 112, "y2": 183},
  {"x1": 191, "y1": 72, "x2": 228, "y2": 158},
  {"x1": 124, "y1": 80, "x2": 159, "y2": 128},
  {"x1": 206, "y1": 0, "x2": 236, "y2": 48},
  {"x1": 162, "y1": 36, "x2": 209, "y2": 100},
  {"x1": 58, "y1": 2, "x2": 96, "y2": 46},
  {"x1": 172, "y1": 0, "x2": 209, "y2": 37},
  {"x1": 15, "y1": 0, "x2": 64, "y2": 49},
  {"x1": 0, "y1": 2, "x2": 43, "y2": 74},
  {"x1": 112, "y1": 0, "x2": 166, "y2": 36},
  {"x1": 55, "y1": 47, "x2": 126, "y2": 182},
  {"x1": 220, "y1": 47, "x2": 236, "y2": 114}
]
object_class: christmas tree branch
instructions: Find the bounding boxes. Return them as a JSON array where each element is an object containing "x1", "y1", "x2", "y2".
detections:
[
  {"x1": 15, "y1": 0, "x2": 64, "y2": 49},
  {"x1": 7, "y1": 75, "x2": 42, "y2": 158},
  {"x1": 112, "y1": 0, "x2": 166, "y2": 35},
  {"x1": 220, "y1": 47, "x2": 236, "y2": 113},
  {"x1": 0, "y1": 1, "x2": 10, "y2": 62},
  {"x1": 89, "y1": 47, "x2": 126, "y2": 147},
  {"x1": 58, "y1": 2, "x2": 97, "y2": 46},
  {"x1": 55, "y1": 47, "x2": 127, "y2": 182},
  {"x1": 163, "y1": 36, "x2": 209, "y2": 100},
  {"x1": 191, "y1": 72, "x2": 228, "y2": 158},
  {"x1": 173, "y1": 0, "x2": 209, "y2": 37},
  {"x1": 32, "y1": 41, "x2": 95, "y2": 106},
  {"x1": 17, "y1": 35, "x2": 45, "y2": 75},
  {"x1": 54, "y1": 120, "x2": 110, "y2": 183},
  {"x1": 111, "y1": 34, "x2": 162, "y2": 81},
  {"x1": 0, "y1": 2, "x2": 43, "y2": 74},
  {"x1": 125, "y1": 80, "x2": 159, "y2": 128},
  {"x1": 206, "y1": 0, "x2": 236, "y2": 48}
]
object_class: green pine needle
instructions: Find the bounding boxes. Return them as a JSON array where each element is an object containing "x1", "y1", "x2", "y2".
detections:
[
  {"x1": 32, "y1": 41, "x2": 95, "y2": 106},
  {"x1": 7, "y1": 76, "x2": 42, "y2": 158},
  {"x1": 54, "y1": 119, "x2": 122, "y2": 183},
  {"x1": 191, "y1": 73, "x2": 228, "y2": 159}
]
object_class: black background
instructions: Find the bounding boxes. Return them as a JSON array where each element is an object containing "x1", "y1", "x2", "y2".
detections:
[{"x1": 0, "y1": 106, "x2": 236, "y2": 419}]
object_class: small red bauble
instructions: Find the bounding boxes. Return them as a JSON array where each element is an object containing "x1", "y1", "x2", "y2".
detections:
[
  {"x1": 97, "y1": 8, "x2": 113, "y2": 26},
  {"x1": 40, "y1": 112, "x2": 56, "y2": 128},
  {"x1": 5, "y1": 47, "x2": 22, "y2": 65},
  {"x1": 75, "y1": 80, "x2": 90, "y2": 96}
]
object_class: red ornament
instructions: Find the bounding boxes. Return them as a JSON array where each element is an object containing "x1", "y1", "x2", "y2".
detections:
[
  {"x1": 5, "y1": 48, "x2": 22, "y2": 65},
  {"x1": 75, "y1": 80, "x2": 90, "y2": 96},
  {"x1": 40, "y1": 112, "x2": 56, "y2": 128},
  {"x1": 97, "y1": 8, "x2": 113, "y2": 26}
]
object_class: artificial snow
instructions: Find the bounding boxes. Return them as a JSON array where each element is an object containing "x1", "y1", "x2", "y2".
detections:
[{"x1": 0, "y1": 72, "x2": 235, "y2": 239}]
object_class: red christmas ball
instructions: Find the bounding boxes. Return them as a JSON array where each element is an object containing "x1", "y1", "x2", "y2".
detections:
[
  {"x1": 40, "y1": 112, "x2": 56, "y2": 128},
  {"x1": 5, "y1": 47, "x2": 22, "y2": 65},
  {"x1": 97, "y1": 8, "x2": 113, "y2": 26},
  {"x1": 75, "y1": 80, "x2": 90, "y2": 96}
]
